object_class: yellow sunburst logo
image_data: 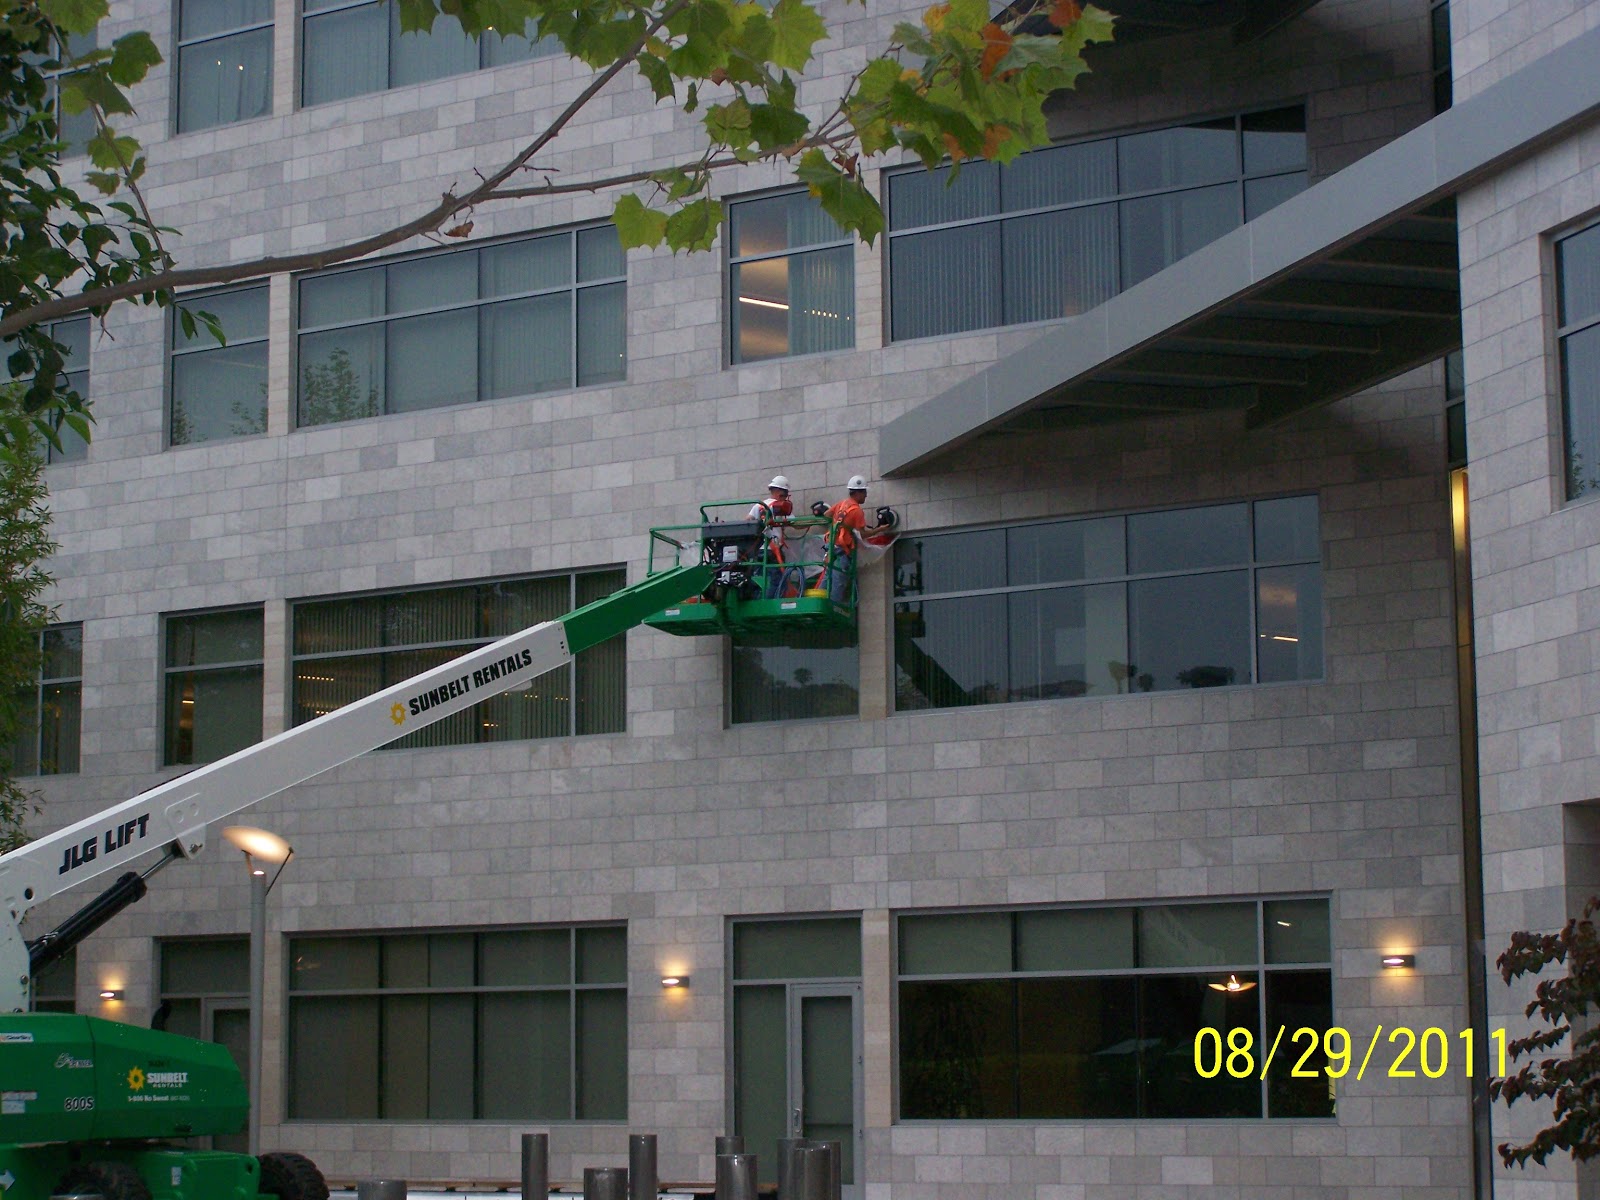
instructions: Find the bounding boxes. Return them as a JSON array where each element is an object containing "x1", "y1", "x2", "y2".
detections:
[
  {"x1": 127, "y1": 1066, "x2": 145, "y2": 1091},
  {"x1": 390, "y1": 703, "x2": 405, "y2": 726}
]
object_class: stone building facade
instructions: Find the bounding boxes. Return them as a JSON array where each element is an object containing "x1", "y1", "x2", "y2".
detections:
[{"x1": 13, "y1": 0, "x2": 1600, "y2": 1197}]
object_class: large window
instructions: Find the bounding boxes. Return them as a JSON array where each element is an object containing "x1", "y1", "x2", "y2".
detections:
[
  {"x1": 1557, "y1": 218, "x2": 1600, "y2": 499},
  {"x1": 164, "y1": 608, "x2": 264, "y2": 766},
  {"x1": 176, "y1": 0, "x2": 272, "y2": 132},
  {"x1": 31, "y1": 950, "x2": 76, "y2": 1013},
  {"x1": 39, "y1": 29, "x2": 97, "y2": 156},
  {"x1": 897, "y1": 898, "x2": 1332, "y2": 1120},
  {"x1": 886, "y1": 108, "x2": 1307, "y2": 341},
  {"x1": 171, "y1": 285, "x2": 269, "y2": 445},
  {"x1": 729, "y1": 192, "x2": 854, "y2": 363},
  {"x1": 287, "y1": 926, "x2": 627, "y2": 1120},
  {"x1": 35, "y1": 316, "x2": 90, "y2": 463},
  {"x1": 292, "y1": 570, "x2": 626, "y2": 746},
  {"x1": 893, "y1": 496, "x2": 1321, "y2": 709},
  {"x1": 300, "y1": 0, "x2": 556, "y2": 106},
  {"x1": 1431, "y1": 0, "x2": 1452, "y2": 115},
  {"x1": 10, "y1": 623, "x2": 82, "y2": 776},
  {"x1": 730, "y1": 642, "x2": 859, "y2": 725},
  {"x1": 296, "y1": 228, "x2": 625, "y2": 427}
]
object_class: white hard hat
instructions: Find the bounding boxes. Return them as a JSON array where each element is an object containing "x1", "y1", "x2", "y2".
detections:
[
  {"x1": 847, "y1": 475, "x2": 868, "y2": 491},
  {"x1": 768, "y1": 476, "x2": 790, "y2": 491}
]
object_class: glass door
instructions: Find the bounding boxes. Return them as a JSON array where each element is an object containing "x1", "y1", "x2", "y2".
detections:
[
  {"x1": 207, "y1": 1000, "x2": 251, "y2": 1152},
  {"x1": 788, "y1": 984, "x2": 862, "y2": 1200}
]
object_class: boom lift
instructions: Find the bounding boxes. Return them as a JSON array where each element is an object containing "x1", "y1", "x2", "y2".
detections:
[
  {"x1": 0, "y1": 501, "x2": 887, "y2": 1200},
  {"x1": 0, "y1": 560, "x2": 715, "y2": 1200}
]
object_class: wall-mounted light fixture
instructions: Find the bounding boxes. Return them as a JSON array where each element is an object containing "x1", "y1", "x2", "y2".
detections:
[
  {"x1": 1206, "y1": 974, "x2": 1256, "y2": 994},
  {"x1": 1380, "y1": 954, "x2": 1416, "y2": 970},
  {"x1": 660, "y1": 975, "x2": 690, "y2": 990},
  {"x1": 98, "y1": 988, "x2": 125, "y2": 1001}
]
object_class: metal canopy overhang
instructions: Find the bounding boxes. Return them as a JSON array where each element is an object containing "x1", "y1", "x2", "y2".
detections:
[{"x1": 878, "y1": 22, "x2": 1600, "y2": 478}]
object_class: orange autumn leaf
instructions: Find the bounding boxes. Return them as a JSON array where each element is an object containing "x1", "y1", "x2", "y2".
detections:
[
  {"x1": 978, "y1": 23, "x2": 1012, "y2": 80},
  {"x1": 941, "y1": 132, "x2": 964, "y2": 157},
  {"x1": 980, "y1": 124, "x2": 1011, "y2": 158},
  {"x1": 924, "y1": 3, "x2": 950, "y2": 31},
  {"x1": 1047, "y1": 0, "x2": 1081, "y2": 29}
]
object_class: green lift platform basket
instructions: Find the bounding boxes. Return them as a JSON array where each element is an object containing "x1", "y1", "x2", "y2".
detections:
[{"x1": 643, "y1": 501, "x2": 859, "y2": 642}]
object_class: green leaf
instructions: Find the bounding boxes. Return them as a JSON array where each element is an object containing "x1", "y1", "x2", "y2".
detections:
[
  {"x1": 795, "y1": 148, "x2": 883, "y2": 244},
  {"x1": 612, "y1": 194, "x2": 669, "y2": 249},
  {"x1": 664, "y1": 0, "x2": 733, "y2": 75},
  {"x1": 38, "y1": 0, "x2": 108, "y2": 37},
  {"x1": 704, "y1": 97, "x2": 753, "y2": 146},
  {"x1": 106, "y1": 31, "x2": 161, "y2": 86},
  {"x1": 747, "y1": 102, "x2": 809, "y2": 150},
  {"x1": 60, "y1": 68, "x2": 133, "y2": 117},
  {"x1": 83, "y1": 169, "x2": 119, "y2": 194},
  {"x1": 85, "y1": 129, "x2": 139, "y2": 172},
  {"x1": 766, "y1": 0, "x2": 826, "y2": 69},
  {"x1": 394, "y1": 0, "x2": 438, "y2": 33},
  {"x1": 636, "y1": 54, "x2": 674, "y2": 101},
  {"x1": 663, "y1": 196, "x2": 723, "y2": 253}
]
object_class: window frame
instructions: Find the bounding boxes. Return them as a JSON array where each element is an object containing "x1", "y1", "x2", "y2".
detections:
[
  {"x1": 168, "y1": 282, "x2": 271, "y2": 447},
  {"x1": 162, "y1": 605, "x2": 266, "y2": 767},
  {"x1": 288, "y1": 568, "x2": 627, "y2": 746},
  {"x1": 292, "y1": 226, "x2": 626, "y2": 428},
  {"x1": 284, "y1": 923, "x2": 628, "y2": 1122},
  {"x1": 725, "y1": 187, "x2": 857, "y2": 366},
  {"x1": 1553, "y1": 214, "x2": 1600, "y2": 502},
  {"x1": 173, "y1": 0, "x2": 274, "y2": 134},
  {"x1": 891, "y1": 495, "x2": 1323, "y2": 711},
  {"x1": 13, "y1": 622, "x2": 83, "y2": 776},
  {"x1": 881, "y1": 104, "x2": 1309, "y2": 343},
  {"x1": 892, "y1": 896, "x2": 1335, "y2": 1122}
]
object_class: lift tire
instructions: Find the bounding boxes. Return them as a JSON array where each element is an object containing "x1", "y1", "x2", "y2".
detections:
[
  {"x1": 259, "y1": 1153, "x2": 330, "y2": 1200},
  {"x1": 55, "y1": 1160, "x2": 153, "y2": 1200}
]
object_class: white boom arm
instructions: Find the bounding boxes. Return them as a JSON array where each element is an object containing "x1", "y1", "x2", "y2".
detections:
[{"x1": 0, "y1": 617, "x2": 573, "y2": 1011}]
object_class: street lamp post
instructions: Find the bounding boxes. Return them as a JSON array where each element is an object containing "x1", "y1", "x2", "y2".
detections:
[{"x1": 221, "y1": 825, "x2": 293, "y2": 1158}]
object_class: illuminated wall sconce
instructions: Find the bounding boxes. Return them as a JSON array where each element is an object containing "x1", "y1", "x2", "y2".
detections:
[
  {"x1": 98, "y1": 989, "x2": 125, "y2": 1001},
  {"x1": 1207, "y1": 974, "x2": 1256, "y2": 993},
  {"x1": 660, "y1": 975, "x2": 690, "y2": 990},
  {"x1": 1380, "y1": 954, "x2": 1416, "y2": 970}
]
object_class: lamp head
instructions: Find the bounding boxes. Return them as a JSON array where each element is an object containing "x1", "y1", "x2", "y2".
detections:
[{"x1": 222, "y1": 825, "x2": 293, "y2": 864}]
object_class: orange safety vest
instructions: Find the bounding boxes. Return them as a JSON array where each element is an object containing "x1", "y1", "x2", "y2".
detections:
[
  {"x1": 826, "y1": 497, "x2": 867, "y2": 554},
  {"x1": 753, "y1": 496, "x2": 794, "y2": 560}
]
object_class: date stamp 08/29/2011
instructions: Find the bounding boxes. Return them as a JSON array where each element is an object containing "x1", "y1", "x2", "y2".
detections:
[{"x1": 1193, "y1": 1026, "x2": 1512, "y2": 1083}]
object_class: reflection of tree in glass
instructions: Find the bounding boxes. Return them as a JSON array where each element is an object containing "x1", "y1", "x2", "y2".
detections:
[
  {"x1": 170, "y1": 379, "x2": 267, "y2": 445},
  {"x1": 1176, "y1": 665, "x2": 1235, "y2": 688},
  {"x1": 1569, "y1": 447, "x2": 1598, "y2": 498},
  {"x1": 299, "y1": 346, "x2": 378, "y2": 426},
  {"x1": 901, "y1": 983, "x2": 993, "y2": 1119}
]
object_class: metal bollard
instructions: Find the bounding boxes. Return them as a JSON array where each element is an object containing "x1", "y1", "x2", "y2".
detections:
[
  {"x1": 803, "y1": 1140, "x2": 841, "y2": 1200},
  {"x1": 627, "y1": 1134, "x2": 657, "y2": 1200},
  {"x1": 714, "y1": 1153, "x2": 758, "y2": 1200},
  {"x1": 356, "y1": 1181, "x2": 407, "y2": 1200},
  {"x1": 714, "y1": 1135, "x2": 745, "y2": 1157},
  {"x1": 582, "y1": 1167, "x2": 628, "y2": 1200},
  {"x1": 522, "y1": 1133, "x2": 549, "y2": 1200},
  {"x1": 775, "y1": 1138, "x2": 805, "y2": 1200},
  {"x1": 791, "y1": 1146, "x2": 830, "y2": 1200}
]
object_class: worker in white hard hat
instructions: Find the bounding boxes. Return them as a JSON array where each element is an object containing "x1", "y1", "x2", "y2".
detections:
[
  {"x1": 822, "y1": 475, "x2": 888, "y2": 604},
  {"x1": 748, "y1": 475, "x2": 796, "y2": 598}
]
